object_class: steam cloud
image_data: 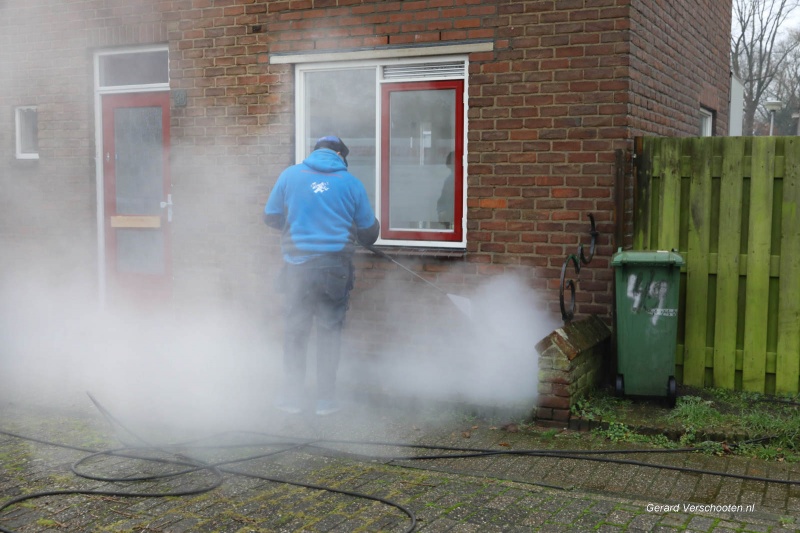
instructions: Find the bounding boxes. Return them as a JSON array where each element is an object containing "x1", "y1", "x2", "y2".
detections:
[
  {"x1": 0, "y1": 269, "x2": 284, "y2": 435},
  {"x1": 0, "y1": 1, "x2": 559, "y2": 431},
  {"x1": 344, "y1": 273, "x2": 556, "y2": 414},
  {"x1": 0, "y1": 264, "x2": 555, "y2": 434}
]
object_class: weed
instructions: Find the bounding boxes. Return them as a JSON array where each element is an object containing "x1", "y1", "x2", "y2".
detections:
[
  {"x1": 540, "y1": 429, "x2": 560, "y2": 440},
  {"x1": 678, "y1": 427, "x2": 697, "y2": 446},
  {"x1": 570, "y1": 386, "x2": 800, "y2": 462},
  {"x1": 695, "y1": 440, "x2": 725, "y2": 455},
  {"x1": 667, "y1": 396, "x2": 724, "y2": 432},
  {"x1": 646, "y1": 434, "x2": 678, "y2": 448},
  {"x1": 740, "y1": 408, "x2": 800, "y2": 452},
  {"x1": 458, "y1": 411, "x2": 479, "y2": 424},
  {"x1": 571, "y1": 391, "x2": 629, "y2": 423},
  {"x1": 593, "y1": 422, "x2": 631, "y2": 443},
  {"x1": 735, "y1": 442, "x2": 800, "y2": 463},
  {"x1": 592, "y1": 422, "x2": 676, "y2": 447}
]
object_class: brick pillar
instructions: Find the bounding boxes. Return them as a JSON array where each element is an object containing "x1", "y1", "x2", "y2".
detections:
[{"x1": 535, "y1": 315, "x2": 611, "y2": 427}]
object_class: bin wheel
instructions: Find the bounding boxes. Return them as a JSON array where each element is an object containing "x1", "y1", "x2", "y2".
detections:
[
  {"x1": 667, "y1": 376, "x2": 677, "y2": 408},
  {"x1": 615, "y1": 374, "x2": 624, "y2": 397}
]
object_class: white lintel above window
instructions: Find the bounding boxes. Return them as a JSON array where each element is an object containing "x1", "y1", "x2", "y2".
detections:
[{"x1": 269, "y1": 41, "x2": 493, "y2": 65}]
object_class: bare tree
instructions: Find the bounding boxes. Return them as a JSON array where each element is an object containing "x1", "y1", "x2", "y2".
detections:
[
  {"x1": 731, "y1": 0, "x2": 800, "y2": 134},
  {"x1": 763, "y1": 41, "x2": 800, "y2": 133}
]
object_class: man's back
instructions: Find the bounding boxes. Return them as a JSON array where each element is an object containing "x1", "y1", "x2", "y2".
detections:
[{"x1": 265, "y1": 147, "x2": 376, "y2": 262}]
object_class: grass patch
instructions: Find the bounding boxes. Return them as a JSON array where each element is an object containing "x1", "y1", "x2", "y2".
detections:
[
  {"x1": 570, "y1": 394, "x2": 630, "y2": 423},
  {"x1": 666, "y1": 395, "x2": 724, "y2": 431},
  {"x1": 570, "y1": 386, "x2": 800, "y2": 462}
]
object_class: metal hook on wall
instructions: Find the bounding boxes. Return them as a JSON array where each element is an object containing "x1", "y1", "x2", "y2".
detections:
[{"x1": 559, "y1": 213, "x2": 598, "y2": 324}]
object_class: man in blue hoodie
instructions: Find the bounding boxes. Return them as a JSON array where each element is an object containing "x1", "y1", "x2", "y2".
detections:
[{"x1": 264, "y1": 136, "x2": 379, "y2": 415}]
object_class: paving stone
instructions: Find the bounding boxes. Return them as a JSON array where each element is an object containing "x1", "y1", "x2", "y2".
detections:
[
  {"x1": 659, "y1": 512, "x2": 691, "y2": 527},
  {"x1": 550, "y1": 499, "x2": 594, "y2": 523},
  {"x1": 740, "y1": 522, "x2": 770, "y2": 532},
  {"x1": 588, "y1": 500, "x2": 620, "y2": 514},
  {"x1": 685, "y1": 515, "x2": 717, "y2": 531},
  {"x1": 604, "y1": 508, "x2": 636, "y2": 525},
  {"x1": 520, "y1": 511, "x2": 549, "y2": 528},
  {"x1": 628, "y1": 512, "x2": 662, "y2": 530},
  {"x1": 2, "y1": 403, "x2": 800, "y2": 533},
  {"x1": 483, "y1": 492, "x2": 518, "y2": 510},
  {"x1": 595, "y1": 524, "x2": 625, "y2": 532},
  {"x1": 571, "y1": 511, "x2": 608, "y2": 529}
]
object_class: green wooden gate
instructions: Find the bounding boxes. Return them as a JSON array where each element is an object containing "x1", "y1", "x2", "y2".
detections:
[{"x1": 634, "y1": 136, "x2": 800, "y2": 395}]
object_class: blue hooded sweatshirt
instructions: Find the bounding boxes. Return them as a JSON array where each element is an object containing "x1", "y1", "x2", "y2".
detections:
[{"x1": 264, "y1": 148, "x2": 378, "y2": 264}]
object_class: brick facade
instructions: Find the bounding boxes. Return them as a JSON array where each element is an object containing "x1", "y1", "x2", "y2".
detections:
[{"x1": 0, "y1": 0, "x2": 731, "y2": 406}]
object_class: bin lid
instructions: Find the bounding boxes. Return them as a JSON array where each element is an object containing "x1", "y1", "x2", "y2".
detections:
[{"x1": 611, "y1": 249, "x2": 685, "y2": 267}]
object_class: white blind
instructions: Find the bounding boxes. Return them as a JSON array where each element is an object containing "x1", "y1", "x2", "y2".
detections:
[{"x1": 383, "y1": 61, "x2": 465, "y2": 80}]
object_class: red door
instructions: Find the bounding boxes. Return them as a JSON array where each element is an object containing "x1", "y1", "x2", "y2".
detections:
[{"x1": 102, "y1": 92, "x2": 171, "y2": 304}]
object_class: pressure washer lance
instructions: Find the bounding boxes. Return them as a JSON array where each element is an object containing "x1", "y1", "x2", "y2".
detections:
[{"x1": 362, "y1": 244, "x2": 472, "y2": 318}]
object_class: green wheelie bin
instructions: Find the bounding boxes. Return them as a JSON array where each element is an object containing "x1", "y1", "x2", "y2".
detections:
[{"x1": 611, "y1": 249, "x2": 684, "y2": 407}]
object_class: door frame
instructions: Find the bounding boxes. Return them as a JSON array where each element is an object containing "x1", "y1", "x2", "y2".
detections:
[
  {"x1": 93, "y1": 46, "x2": 170, "y2": 307},
  {"x1": 101, "y1": 92, "x2": 172, "y2": 299}
]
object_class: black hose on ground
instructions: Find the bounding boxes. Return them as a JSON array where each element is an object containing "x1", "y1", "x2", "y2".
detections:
[
  {"x1": 0, "y1": 428, "x2": 417, "y2": 533},
  {"x1": 0, "y1": 404, "x2": 797, "y2": 533},
  {"x1": 301, "y1": 436, "x2": 799, "y2": 486}
]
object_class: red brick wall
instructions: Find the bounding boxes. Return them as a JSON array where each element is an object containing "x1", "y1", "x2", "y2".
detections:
[
  {"x1": 467, "y1": 0, "x2": 634, "y2": 319},
  {"x1": 628, "y1": 0, "x2": 732, "y2": 136},
  {"x1": 0, "y1": 0, "x2": 731, "y2": 332},
  {"x1": 0, "y1": 1, "x2": 171, "y2": 294}
]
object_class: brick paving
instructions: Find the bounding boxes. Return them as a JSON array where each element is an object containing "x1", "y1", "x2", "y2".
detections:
[{"x1": 1, "y1": 401, "x2": 799, "y2": 532}]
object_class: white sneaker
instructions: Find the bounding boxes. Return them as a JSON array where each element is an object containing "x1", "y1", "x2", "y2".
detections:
[
  {"x1": 274, "y1": 397, "x2": 302, "y2": 414},
  {"x1": 315, "y1": 400, "x2": 340, "y2": 416}
]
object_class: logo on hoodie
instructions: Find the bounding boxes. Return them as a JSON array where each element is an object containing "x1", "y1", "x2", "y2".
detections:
[{"x1": 311, "y1": 181, "x2": 329, "y2": 194}]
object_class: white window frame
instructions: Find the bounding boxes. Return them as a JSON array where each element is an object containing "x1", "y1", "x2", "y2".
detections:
[
  {"x1": 15, "y1": 106, "x2": 39, "y2": 160},
  {"x1": 699, "y1": 107, "x2": 714, "y2": 137},
  {"x1": 94, "y1": 44, "x2": 170, "y2": 93},
  {"x1": 293, "y1": 55, "x2": 470, "y2": 249}
]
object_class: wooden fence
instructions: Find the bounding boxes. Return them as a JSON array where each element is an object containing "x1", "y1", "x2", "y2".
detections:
[{"x1": 634, "y1": 136, "x2": 800, "y2": 395}]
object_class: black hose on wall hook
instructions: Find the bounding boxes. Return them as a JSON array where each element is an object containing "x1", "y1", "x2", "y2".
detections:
[{"x1": 559, "y1": 213, "x2": 598, "y2": 323}]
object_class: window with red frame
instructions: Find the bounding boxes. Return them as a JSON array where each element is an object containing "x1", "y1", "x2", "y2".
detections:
[
  {"x1": 296, "y1": 62, "x2": 466, "y2": 247},
  {"x1": 380, "y1": 80, "x2": 464, "y2": 243}
]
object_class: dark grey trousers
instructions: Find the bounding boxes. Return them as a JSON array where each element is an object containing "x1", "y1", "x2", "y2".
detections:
[{"x1": 281, "y1": 255, "x2": 354, "y2": 402}]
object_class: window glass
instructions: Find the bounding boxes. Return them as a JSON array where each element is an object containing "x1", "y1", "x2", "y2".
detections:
[
  {"x1": 15, "y1": 106, "x2": 39, "y2": 159},
  {"x1": 297, "y1": 61, "x2": 466, "y2": 247},
  {"x1": 116, "y1": 228, "x2": 165, "y2": 274},
  {"x1": 387, "y1": 87, "x2": 455, "y2": 231},
  {"x1": 699, "y1": 108, "x2": 714, "y2": 137},
  {"x1": 303, "y1": 69, "x2": 377, "y2": 204},
  {"x1": 99, "y1": 50, "x2": 169, "y2": 87},
  {"x1": 114, "y1": 106, "x2": 164, "y2": 215}
]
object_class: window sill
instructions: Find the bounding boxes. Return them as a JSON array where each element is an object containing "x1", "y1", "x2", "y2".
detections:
[{"x1": 356, "y1": 246, "x2": 466, "y2": 260}]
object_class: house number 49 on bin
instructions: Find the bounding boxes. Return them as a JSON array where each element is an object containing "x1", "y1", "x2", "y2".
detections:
[{"x1": 625, "y1": 273, "x2": 677, "y2": 325}]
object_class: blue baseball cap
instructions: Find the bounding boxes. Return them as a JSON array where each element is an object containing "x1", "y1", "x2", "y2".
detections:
[{"x1": 314, "y1": 136, "x2": 349, "y2": 166}]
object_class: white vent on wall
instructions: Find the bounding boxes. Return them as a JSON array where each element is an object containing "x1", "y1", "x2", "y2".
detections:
[{"x1": 383, "y1": 61, "x2": 465, "y2": 80}]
